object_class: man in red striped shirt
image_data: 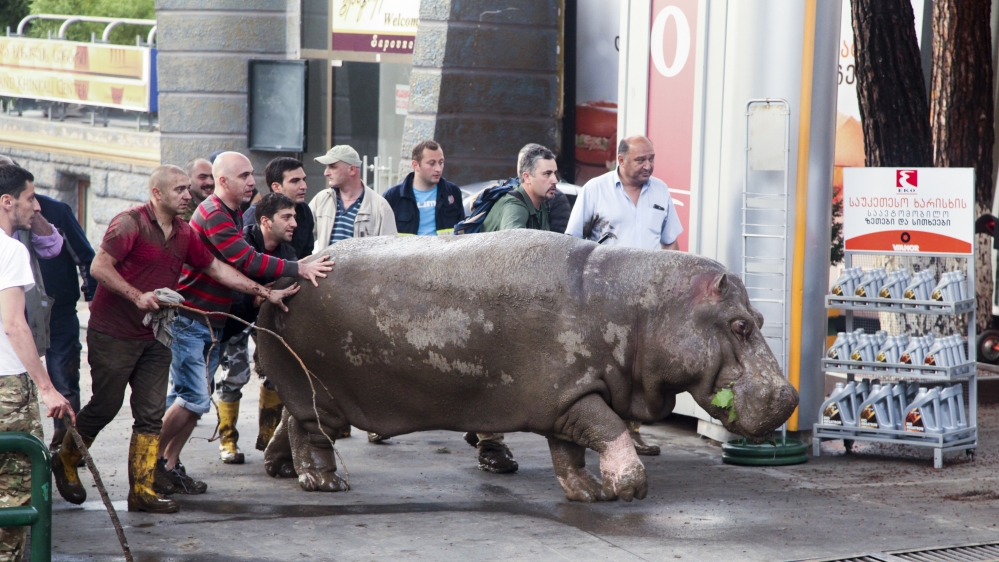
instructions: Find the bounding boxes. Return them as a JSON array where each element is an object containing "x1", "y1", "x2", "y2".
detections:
[{"x1": 157, "y1": 152, "x2": 333, "y2": 494}]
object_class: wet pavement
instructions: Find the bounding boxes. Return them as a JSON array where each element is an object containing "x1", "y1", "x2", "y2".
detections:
[{"x1": 41, "y1": 319, "x2": 999, "y2": 561}]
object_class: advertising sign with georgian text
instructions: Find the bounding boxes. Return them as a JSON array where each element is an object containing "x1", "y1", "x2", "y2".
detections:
[
  {"x1": 842, "y1": 167, "x2": 974, "y2": 255},
  {"x1": 0, "y1": 36, "x2": 154, "y2": 112},
  {"x1": 332, "y1": 0, "x2": 419, "y2": 55}
]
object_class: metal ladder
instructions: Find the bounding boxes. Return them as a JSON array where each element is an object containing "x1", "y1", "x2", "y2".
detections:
[{"x1": 742, "y1": 99, "x2": 791, "y2": 437}]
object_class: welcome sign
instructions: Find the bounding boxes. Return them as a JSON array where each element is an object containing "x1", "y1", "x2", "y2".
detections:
[
  {"x1": 332, "y1": 0, "x2": 420, "y2": 55},
  {"x1": 842, "y1": 167, "x2": 974, "y2": 255}
]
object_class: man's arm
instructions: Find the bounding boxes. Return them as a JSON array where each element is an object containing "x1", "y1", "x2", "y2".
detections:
[
  {"x1": 564, "y1": 188, "x2": 588, "y2": 239},
  {"x1": 90, "y1": 248, "x2": 160, "y2": 311},
  {"x1": 661, "y1": 241, "x2": 679, "y2": 251},
  {"x1": 203, "y1": 258, "x2": 300, "y2": 311},
  {"x1": 0, "y1": 287, "x2": 74, "y2": 422},
  {"x1": 198, "y1": 207, "x2": 331, "y2": 286}
]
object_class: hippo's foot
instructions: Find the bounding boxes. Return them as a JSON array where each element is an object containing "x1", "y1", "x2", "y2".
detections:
[
  {"x1": 298, "y1": 469, "x2": 349, "y2": 492},
  {"x1": 547, "y1": 437, "x2": 610, "y2": 502},
  {"x1": 264, "y1": 410, "x2": 297, "y2": 478},
  {"x1": 288, "y1": 411, "x2": 350, "y2": 492},
  {"x1": 598, "y1": 431, "x2": 648, "y2": 502},
  {"x1": 561, "y1": 467, "x2": 611, "y2": 502}
]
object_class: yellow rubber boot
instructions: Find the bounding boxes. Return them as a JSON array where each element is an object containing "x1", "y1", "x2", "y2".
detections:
[
  {"x1": 52, "y1": 431, "x2": 93, "y2": 505},
  {"x1": 127, "y1": 433, "x2": 178, "y2": 513},
  {"x1": 218, "y1": 400, "x2": 244, "y2": 464},
  {"x1": 256, "y1": 386, "x2": 283, "y2": 451}
]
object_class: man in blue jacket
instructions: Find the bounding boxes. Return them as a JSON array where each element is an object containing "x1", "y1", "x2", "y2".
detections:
[
  {"x1": 37, "y1": 194, "x2": 97, "y2": 451},
  {"x1": 383, "y1": 140, "x2": 465, "y2": 236}
]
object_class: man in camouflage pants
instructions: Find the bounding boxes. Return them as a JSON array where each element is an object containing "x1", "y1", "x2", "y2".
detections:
[{"x1": 0, "y1": 164, "x2": 74, "y2": 559}]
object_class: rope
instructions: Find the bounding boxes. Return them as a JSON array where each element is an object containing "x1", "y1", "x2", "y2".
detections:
[
  {"x1": 62, "y1": 415, "x2": 133, "y2": 562},
  {"x1": 163, "y1": 303, "x2": 350, "y2": 489}
]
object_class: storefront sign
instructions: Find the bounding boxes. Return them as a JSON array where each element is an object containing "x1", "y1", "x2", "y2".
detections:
[
  {"x1": 646, "y1": 0, "x2": 698, "y2": 252},
  {"x1": 395, "y1": 84, "x2": 409, "y2": 115},
  {"x1": 0, "y1": 37, "x2": 155, "y2": 112},
  {"x1": 842, "y1": 167, "x2": 974, "y2": 255},
  {"x1": 332, "y1": 0, "x2": 419, "y2": 55}
]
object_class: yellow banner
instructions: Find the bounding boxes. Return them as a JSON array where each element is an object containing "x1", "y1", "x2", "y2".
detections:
[
  {"x1": 0, "y1": 37, "x2": 147, "y2": 79},
  {"x1": 0, "y1": 68, "x2": 150, "y2": 112}
]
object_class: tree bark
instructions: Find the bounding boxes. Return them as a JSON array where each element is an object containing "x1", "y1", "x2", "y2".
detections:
[
  {"x1": 930, "y1": 0, "x2": 995, "y2": 334},
  {"x1": 851, "y1": 0, "x2": 933, "y2": 167}
]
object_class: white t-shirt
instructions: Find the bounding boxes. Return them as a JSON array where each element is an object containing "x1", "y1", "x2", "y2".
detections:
[{"x1": 0, "y1": 229, "x2": 35, "y2": 376}]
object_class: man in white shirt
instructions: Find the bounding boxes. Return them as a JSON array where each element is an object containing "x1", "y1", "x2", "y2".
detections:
[
  {"x1": 565, "y1": 135, "x2": 684, "y2": 456},
  {"x1": 0, "y1": 164, "x2": 74, "y2": 559}
]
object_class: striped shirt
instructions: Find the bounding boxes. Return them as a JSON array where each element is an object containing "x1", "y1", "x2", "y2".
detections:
[
  {"x1": 329, "y1": 190, "x2": 364, "y2": 245},
  {"x1": 177, "y1": 194, "x2": 299, "y2": 328}
]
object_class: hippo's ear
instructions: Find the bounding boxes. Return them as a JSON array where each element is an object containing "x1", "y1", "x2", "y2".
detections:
[
  {"x1": 694, "y1": 272, "x2": 732, "y2": 303},
  {"x1": 709, "y1": 273, "x2": 730, "y2": 298}
]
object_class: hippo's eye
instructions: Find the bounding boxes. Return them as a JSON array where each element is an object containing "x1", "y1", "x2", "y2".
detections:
[{"x1": 732, "y1": 320, "x2": 749, "y2": 337}]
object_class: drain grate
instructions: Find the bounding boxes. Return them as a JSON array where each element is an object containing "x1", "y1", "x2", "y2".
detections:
[
  {"x1": 888, "y1": 541, "x2": 999, "y2": 561},
  {"x1": 791, "y1": 542, "x2": 999, "y2": 562}
]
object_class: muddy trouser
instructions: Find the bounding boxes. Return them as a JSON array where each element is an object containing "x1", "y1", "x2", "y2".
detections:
[
  {"x1": 0, "y1": 373, "x2": 43, "y2": 559},
  {"x1": 46, "y1": 310, "x2": 82, "y2": 434},
  {"x1": 476, "y1": 433, "x2": 505, "y2": 446},
  {"x1": 217, "y1": 327, "x2": 275, "y2": 404},
  {"x1": 75, "y1": 329, "x2": 172, "y2": 438}
]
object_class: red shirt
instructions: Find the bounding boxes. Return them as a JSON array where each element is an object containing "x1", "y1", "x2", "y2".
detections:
[{"x1": 89, "y1": 202, "x2": 215, "y2": 340}]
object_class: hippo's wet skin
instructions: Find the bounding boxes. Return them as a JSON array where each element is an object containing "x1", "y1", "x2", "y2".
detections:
[{"x1": 256, "y1": 229, "x2": 798, "y2": 502}]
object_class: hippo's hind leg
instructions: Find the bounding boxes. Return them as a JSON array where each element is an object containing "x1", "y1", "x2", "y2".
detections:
[
  {"x1": 288, "y1": 414, "x2": 348, "y2": 492},
  {"x1": 556, "y1": 394, "x2": 647, "y2": 502},
  {"x1": 263, "y1": 409, "x2": 296, "y2": 478},
  {"x1": 547, "y1": 437, "x2": 610, "y2": 502}
]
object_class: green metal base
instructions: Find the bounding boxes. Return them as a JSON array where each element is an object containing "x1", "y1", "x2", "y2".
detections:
[{"x1": 721, "y1": 437, "x2": 809, "y2": 466}]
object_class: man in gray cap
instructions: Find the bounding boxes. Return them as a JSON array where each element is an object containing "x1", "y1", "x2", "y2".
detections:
[
  {"x1": 307, "y1": 145, "x2": 397, "y2": 443},
  {"x1": 309, "y1": 145, "x2": 397, "y2": 254}
]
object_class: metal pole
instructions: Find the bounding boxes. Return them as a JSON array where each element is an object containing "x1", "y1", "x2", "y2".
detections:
[{"x1": 0, "y1": 432, "x2": 51, "y2": 562}]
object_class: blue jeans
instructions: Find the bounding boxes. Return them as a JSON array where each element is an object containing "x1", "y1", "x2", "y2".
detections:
[
  {"x1": 167, "y1": 315, "x2": 222, "y2": 417},
  {"x1": 46, "y1": 309, "x2": 82, "y2": 432}
]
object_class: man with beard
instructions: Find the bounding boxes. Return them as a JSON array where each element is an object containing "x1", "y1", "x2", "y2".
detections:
[
  {"x1": 181, "y1": 158, "x2": 215, "y2": 222},
  {"x1": 565, "y1": 135, "x2": 683, "y2": 456}
]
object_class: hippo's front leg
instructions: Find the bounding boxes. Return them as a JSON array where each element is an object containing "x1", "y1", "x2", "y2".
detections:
[
  {"x1": 547, "y1": 437, "x2": 610, "y2": 502},
  {"x1": 555, "y1": 394, "x2": 647, "y2": 502},
  {"x1": 288, "y1": 414, "x2": 349, "y2": 492}
]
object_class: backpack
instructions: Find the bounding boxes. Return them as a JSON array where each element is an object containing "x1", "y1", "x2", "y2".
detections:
[
  {"x1": 452, "y1": 178, "x2": 518, "y2": 234},
  {"x1": 453, "y1": 179, "x2": 546, "y2": 234}
]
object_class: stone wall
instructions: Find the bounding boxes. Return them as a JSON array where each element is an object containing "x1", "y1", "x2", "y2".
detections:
[
  {"x1": 402, "y1": 0, "x2": 563, "y2": 184},
  {"x1": 0, "y1": 115, "x2": 158, "y2": 249},
  {"x1": 155, "y1": 0, "x2": 301, "y2": 179}
]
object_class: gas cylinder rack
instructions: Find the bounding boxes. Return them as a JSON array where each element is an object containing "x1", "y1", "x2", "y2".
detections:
[{"x1": 812, "y1": 250, "x2": 976, "y2": 469}]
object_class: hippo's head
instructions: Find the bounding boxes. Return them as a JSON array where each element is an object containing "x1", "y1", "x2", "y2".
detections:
[{"x1": 678, "y1": 271, "x2": 798, "y2": 441}]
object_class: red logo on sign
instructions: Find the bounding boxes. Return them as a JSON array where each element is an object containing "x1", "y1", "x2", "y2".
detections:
[{"x1": 896, "y1": 170, "x2": 918, "y2": 192}]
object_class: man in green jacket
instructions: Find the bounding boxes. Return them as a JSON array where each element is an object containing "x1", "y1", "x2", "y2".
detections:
[
  {"x1": 469, "y1": 143, "x2": 560, "y2": 473},
  {"x1": 482, "y1": 144, "x2": 558, "y2": 233}
]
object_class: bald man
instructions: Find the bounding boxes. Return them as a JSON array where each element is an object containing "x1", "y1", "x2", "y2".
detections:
[
  {"x1": 52, "y1": 165, "x2": 301, "y2": 514},
  {"x1": 158, "y1": 152, "x2": 333, "y2": 491},
  {"x1": 565, "y1": 135, "x2": 683, "y2": 456}
]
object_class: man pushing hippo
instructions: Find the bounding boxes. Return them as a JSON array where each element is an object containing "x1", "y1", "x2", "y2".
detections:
[{"x1": 256, "y1": 229, "x2": 798, "y2": 501}]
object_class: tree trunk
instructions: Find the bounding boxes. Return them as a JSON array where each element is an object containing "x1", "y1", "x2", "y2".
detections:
[
  {"x1": 851, "y1": 0, "x2": 933, "y2": 167},
  {"x1": 930, "y1": 0, "x2": 995, "y2": 334}
]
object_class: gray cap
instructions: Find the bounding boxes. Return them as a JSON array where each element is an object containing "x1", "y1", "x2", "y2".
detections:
[{"x1": 315, "y1": 145, "x2": 362, "y2": 167}]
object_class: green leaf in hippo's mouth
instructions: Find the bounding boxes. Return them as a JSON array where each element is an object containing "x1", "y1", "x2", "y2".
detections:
[
  {"x1": 711, "y1": 388, "x2": 734, "y2": 409},
  {"x1": 711, "y1": 388, "x2": 738, "y2": 423}
]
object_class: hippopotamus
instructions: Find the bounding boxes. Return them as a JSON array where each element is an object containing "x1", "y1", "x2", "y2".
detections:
[{"x1": 256, "y1": 229, "x2": 798, "y2": 502}]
